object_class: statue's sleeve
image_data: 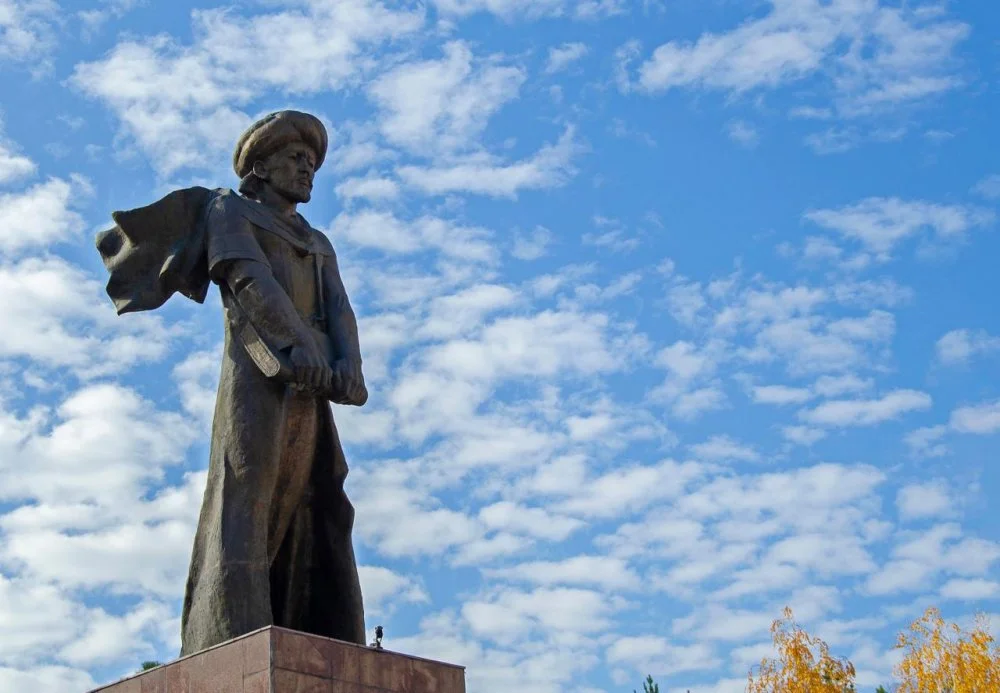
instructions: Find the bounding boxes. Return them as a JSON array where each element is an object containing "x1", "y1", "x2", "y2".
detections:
[
  {"x1": 204, "y1": 195, "x2": 271, "y2": 278},
  {"x1": 320, "y1": 242, "x2": 363, "y2": 365}
]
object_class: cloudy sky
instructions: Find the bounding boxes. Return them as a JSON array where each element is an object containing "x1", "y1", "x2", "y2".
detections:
[{"x1": 0, "y1": 0, "x2": 998, "y2": 691}]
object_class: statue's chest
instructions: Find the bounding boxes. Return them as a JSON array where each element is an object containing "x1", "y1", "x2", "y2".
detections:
[{"x1": 252, "y1": 225, "x2": 323, "y2": 316}]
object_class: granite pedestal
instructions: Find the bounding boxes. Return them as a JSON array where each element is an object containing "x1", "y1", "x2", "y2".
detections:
[{"x1": 89, "y1": 627, "x2": 466, "y2": 693}]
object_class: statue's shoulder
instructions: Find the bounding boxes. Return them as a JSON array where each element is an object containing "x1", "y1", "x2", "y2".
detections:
[
  {"x1": 204, "y1": 188, "x2": 246, "y2": 220},
  {"x1": 309, "y1": 226, "x2": 336, "y2": 256}
]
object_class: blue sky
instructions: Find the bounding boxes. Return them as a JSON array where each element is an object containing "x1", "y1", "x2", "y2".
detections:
[{"x1": 0, "y1": 0, "x2": 998, "y2": 691}]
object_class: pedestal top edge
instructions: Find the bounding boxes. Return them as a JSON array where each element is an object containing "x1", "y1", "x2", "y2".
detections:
[
  {"x1": 270, "y1": 626, "x2": 467, "y2": 671},
  {"x1": 88, "y1": 626, "x2": 272, "y2": 692}
]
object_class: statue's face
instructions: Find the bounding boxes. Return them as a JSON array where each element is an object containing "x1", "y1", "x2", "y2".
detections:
[{"x1": 257, "y1": 141, "x2": 317, "y2": 204}]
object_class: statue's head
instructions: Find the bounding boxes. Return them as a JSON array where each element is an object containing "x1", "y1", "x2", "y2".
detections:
[{"x1": 233, "y1": 111, "x2": 328, "y2": 205}]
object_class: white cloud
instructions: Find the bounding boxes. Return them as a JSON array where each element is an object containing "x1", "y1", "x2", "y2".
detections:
[
  {"x1": 813, "y1": 373, "x2": 872, "y2": 397},
  {"x1": 867, "y1": 523, "x2": 1000, "y2": 596},
  {"x1": 805, "y1": 197, "x2": 993, "y2": 259},
  {"x1": 782, "y1": 425, "x2": 826, "y2": 446},
  {"x1": 631, "y1": 0, "x2": 968, "y2": 114},
  {"x1": 71, "y1": 1, "x2": 425, "y2": 175},
  {"x1": 751, "y1": 384, "x2": 812, "y2": 405},
  {"x1": 0, "y1": 256, "x2": 176, "y2": 377},
  {"x1": 0, "y1": 132, "x2": 35, "y2": 184},
  {"x1": 804, "y1": 127, "x2": 860, "y2": 155},
  {"x1": 396, "y1": 126, "x2": 579, "y2": 198},
  {"x1": 511, "y1": 226, "x2": 553, "y2": 260},
  {"x1": 487, "y1": 555, "x2": 638, "y2": 590},
  {"x1": 972, "y1": 174, "x2": 1000, "y2": 200},
  {"x1": 656, "y1": 340, "x2": 718, "y2": 385},
  {"x1": 726, "y1": 120, "x2": 758, "y2": 148},
  {"x1": 545, "y1": 42, "x2": 588, "y2": 74},
  {"x1": 369, "y1": 41, "x2": 525, "y2": 156},
  {"x1": 334, "y1": 172, "x2": 400, "y2": 203},
  {"x1": 800, "y1": 389, "x2": 931, "y2": 427},
  {"x1": 0, "y1": 177, "x2": 89, "y2": 253},
  {"x1": 935, "y1": 328, "x2": 1000, "y2": 366},
  {"x1": 555, "y1": 459, "x2": 703, "y2": 519},
  {"x1": 940, "y1": 578, "x2": 999, "y2": 601},
  {"x1": 896, "y1": 481, "x2": 953, "y2": 521},
  {"x1": 689, "y1": 435, "x2": 759, "y2": 462},
  {"x1": 904, "y1": 425, "x2": 948, "y2": 459},
  {"x1": 0, "y1": 0, "x2": 57, "y2": 65},
  {"x1": 478, "y1": 501, "x2": 582, "y2": 542},
  {"x1": 949, "y1": 400, "x2": 1000, "y2": 435},
  {"x1": 430, "y1": 0, "x2": 622, "y2": 20},
  {"x1": 0, "y1": 383, "x2": 197, "y2": 512},
  {"x1": 606, "y1": 636, "x2": 719, "y2": 677},
  {"x1": 331, "y1": 210, "x2": 497, "y2": 263},
  {"x1": 358, "y1": 565, "x2": 429, "y2": 617},
  {"x1": 462, "y1": 586, "x2": 617, "y2": 643},
  {"x1": 673, "y1": 385, "x2": 727, "y2": 421}
]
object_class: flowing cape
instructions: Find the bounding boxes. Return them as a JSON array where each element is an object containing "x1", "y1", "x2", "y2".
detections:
[{"x1": 96, "y1": 186, "x2": 220, "y2": 315}]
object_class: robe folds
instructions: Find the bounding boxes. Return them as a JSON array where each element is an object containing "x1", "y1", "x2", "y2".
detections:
[{"x1": 96, "y1": 188, "x2": 366, "y2": 658}]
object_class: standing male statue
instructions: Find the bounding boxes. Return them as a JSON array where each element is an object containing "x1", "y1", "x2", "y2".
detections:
[{"x1": 96, "y1": 111, "x2": 368, "y2": 656}]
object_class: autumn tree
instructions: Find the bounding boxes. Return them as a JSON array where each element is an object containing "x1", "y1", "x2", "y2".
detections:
[
  {"x1": 747, "y1": 607, "x2": 857, "y2": 693},
  {"x1": 894, "y1": 606, "x2": 1000, "y2": 692}
]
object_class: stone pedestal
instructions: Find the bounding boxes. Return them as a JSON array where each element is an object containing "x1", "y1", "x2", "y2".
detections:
[{"x1": 89, "y1": 627, "x2": 466, "y2": 693}]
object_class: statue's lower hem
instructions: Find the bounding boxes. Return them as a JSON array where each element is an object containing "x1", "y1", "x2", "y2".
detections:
[{"x1": 88, "y1": 626, "x2": 467, "y2": 692}]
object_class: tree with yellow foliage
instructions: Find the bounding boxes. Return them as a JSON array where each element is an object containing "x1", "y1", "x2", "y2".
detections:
[
  {"x1": 894, "y1": 606, "x2": 1000, "y2": 693},
  {"x1": 747, "y1": 607, "x2": 857, "y2": 693}
]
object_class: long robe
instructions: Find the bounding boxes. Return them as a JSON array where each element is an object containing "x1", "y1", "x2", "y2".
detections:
[{"x1": 96, "y1": 188, "x2": 366, "y2": 657}]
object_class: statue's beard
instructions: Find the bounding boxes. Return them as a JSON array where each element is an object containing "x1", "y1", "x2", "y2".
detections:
[{"x1": 270, "y1": 180, "x2": 312, "y2": 205}]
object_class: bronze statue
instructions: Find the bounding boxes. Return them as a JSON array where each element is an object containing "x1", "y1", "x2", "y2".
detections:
[{"x1": 95, "y1": 111, "x2": 368, "y2": 656}]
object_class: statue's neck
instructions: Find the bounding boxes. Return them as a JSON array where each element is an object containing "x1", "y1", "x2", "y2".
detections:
[{"x1": 253, "y1": 184, "x2": 299, "y2": 220}]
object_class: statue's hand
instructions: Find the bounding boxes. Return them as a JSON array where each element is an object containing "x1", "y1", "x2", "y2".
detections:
[
  {"x1": 331, "y1": 359, "x2": 368, "y2": 406},
  {"x1": 288, "y1": 339, "x2": 333, "y2": 393}
]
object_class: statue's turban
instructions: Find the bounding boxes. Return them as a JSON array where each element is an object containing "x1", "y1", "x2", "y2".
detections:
[{"x1": 233, "y1": 110, "x2": 328, "y2": 179}]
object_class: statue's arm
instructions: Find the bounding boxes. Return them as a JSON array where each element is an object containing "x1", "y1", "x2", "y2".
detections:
[
  {"x1": 216, "y1": 259, "x2": 316, "y2": 354},
  {"x1": 206, "y1": 199, "x2": 324, "y2": 382},
  {"x1": 321, "y1": 249, "x2": 367, "y2": 406}
]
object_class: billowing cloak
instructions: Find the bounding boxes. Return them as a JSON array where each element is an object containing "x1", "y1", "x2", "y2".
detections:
[{"x1": 96, "y1": 187, "x2": 366, "y2": 656}]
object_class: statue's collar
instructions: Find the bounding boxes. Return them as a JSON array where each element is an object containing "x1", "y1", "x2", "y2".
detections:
[{"x1": 219, "y1": 189, "x2": 330, "y2": 256}]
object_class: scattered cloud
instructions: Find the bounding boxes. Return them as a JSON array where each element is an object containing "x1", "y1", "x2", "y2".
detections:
[
  {"x1": 511, "y1": 226, "x2": 553, "y2": 260},
  {"x1": 71, "y1": 1, "x2": 425, "y2": 175},
  {"x1": 896, "y1": 481, "x2": 953, "y2": 522},
  {"x1": 545, "y1": 42, "x2": 588, "y2": 74},
  {"x1": 0, "y1": 177, "x2": 89, "y2": 253},
  {"x1": 804, "y1": 197, "x2": 993, "y2": 260},
  {"x1": 487, "y1": 555, "x2": 639, "y2": 590},
  {"x1": 0, "y1": 130, "x2": 35, "y2": 184},
  {"x1": 334, "y1": 172, "x2": 400, "y2": 203},
  {"x1": 0, "y1": 0, "x2": 58, "y2": 65},
  {"x1": 726, "y1": 120, "x2": 759, "y2": 148},
  {"x1": 935, "y1": 328, "x2": 1000, "y2": 366},
  {"x1": 972, "y1": 174, "x2": 1000, "y2": 200},
  {"x1": 331, "y1": 210, "x2": 497, "y2": 263},
  {"x1": 369, "y1": 41, "x2": 525, "y2": 156},
  {"x1": 949, "y1": 399, "x2": 1000, "y2": 435},
  {"x1": 0, "y1": 256, "x2": 176, "y2": 377},
  {"x1": 430, "y1": 0, "x2": 623, "y2": 20},
  {"x1": 629, "y1": 0, "x2": 969, "y2": 115},
  {"x1": 904, "y1": 425, "x2": 948, "y2": 459},
  {"x1": 800, "y1": 389, "x2": 932, "y2": 427},
  {"x1": 396, "y1": 126, "x2": 579, "y2": 198},
  {"x1": 751, "y1": 384, "x2": 812, "y2": 405},
  {"x1": 689, "y1": 435, "x2": 759, "y2": 462}
]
